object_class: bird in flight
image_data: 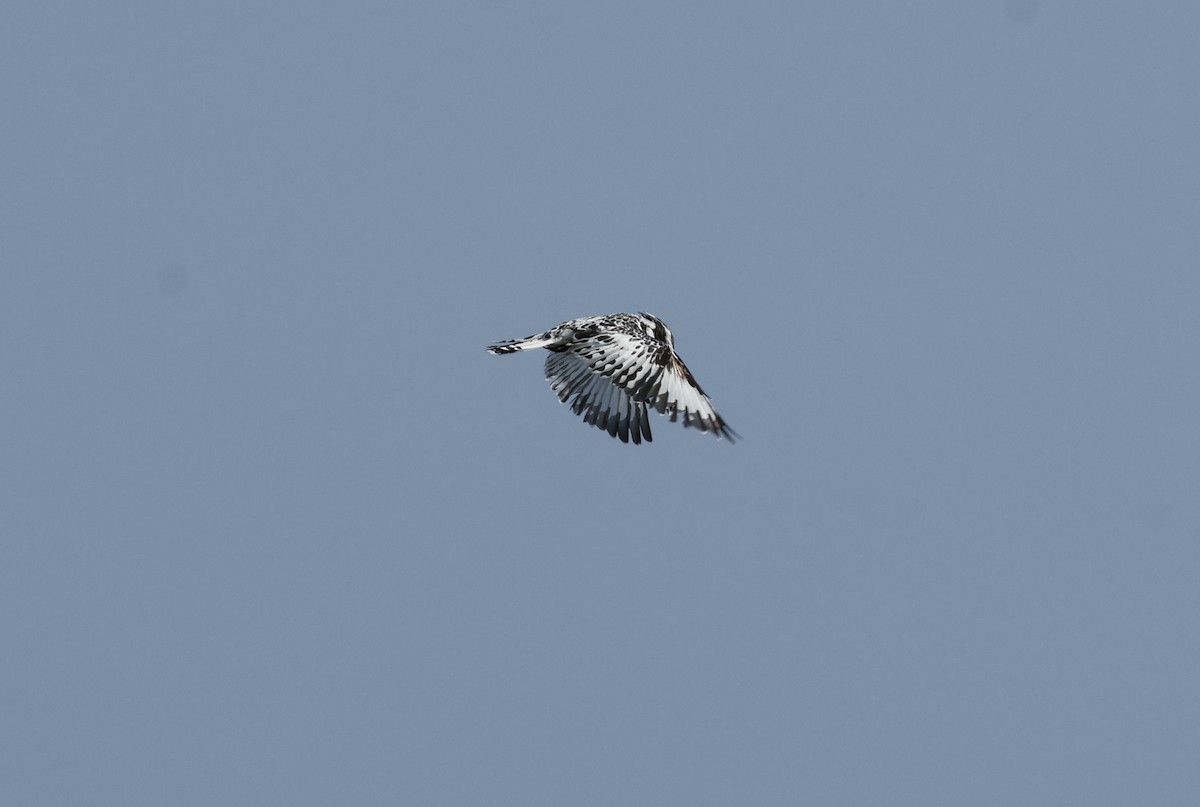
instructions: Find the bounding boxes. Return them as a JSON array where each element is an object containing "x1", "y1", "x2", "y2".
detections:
[{"x1": 488, "y1": 313, "x2": 737, "y2": 444}]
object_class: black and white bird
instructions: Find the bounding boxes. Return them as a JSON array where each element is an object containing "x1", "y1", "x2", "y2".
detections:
[{"x1": 488, "y1": 313, "x2": 737, "y2": 444}]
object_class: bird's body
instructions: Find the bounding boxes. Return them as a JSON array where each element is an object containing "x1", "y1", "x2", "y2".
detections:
[{"x1": 488, "y1": 313, "x2": 736, "y2": 444}]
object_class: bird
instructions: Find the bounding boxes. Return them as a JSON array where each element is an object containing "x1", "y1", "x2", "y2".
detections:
[{"x1": 488, "y1": 313, "x2": 737, "y2": 444}]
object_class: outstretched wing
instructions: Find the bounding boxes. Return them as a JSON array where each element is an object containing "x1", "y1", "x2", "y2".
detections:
[
  {"x1": 545, "y1": 350, "x2": 653, "y2": 444},
  {"x1": 555, "y1": 331, "x2": 738, "y2": 441}
]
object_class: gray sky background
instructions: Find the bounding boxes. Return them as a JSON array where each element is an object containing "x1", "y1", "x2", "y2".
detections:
[{"x1": 3, "y1": 2, "x2": 1198, "y2": 805}]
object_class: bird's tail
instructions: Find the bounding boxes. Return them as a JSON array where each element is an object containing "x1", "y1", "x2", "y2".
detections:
[{"x1": 487, "y1": 333, "x2": 557, "y2": 355}]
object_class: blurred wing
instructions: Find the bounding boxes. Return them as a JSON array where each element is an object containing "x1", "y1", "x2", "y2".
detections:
[
  {"x1": 544, "y1": 350, "x2": 652, "y2": 444},
  {"x1": 569, "y1": 333, "x2": 738, "y2": 441}
]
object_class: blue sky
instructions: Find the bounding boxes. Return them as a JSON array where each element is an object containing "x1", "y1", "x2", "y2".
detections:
[{"x1": 2, "y1": 3, "x2": 1198, "y2": 805}]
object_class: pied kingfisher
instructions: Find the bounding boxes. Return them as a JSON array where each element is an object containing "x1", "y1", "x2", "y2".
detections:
[{"x1": 488, "y1": 313, "x2": 737, "y2": 444}]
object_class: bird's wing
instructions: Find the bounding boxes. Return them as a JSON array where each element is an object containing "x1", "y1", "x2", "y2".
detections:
[
  {"x1": 566, "y1": 332, "x2": 737, "y2": 441},
  {"x1": 544, "y1": 350, "x2": 652, "y2": 444}
]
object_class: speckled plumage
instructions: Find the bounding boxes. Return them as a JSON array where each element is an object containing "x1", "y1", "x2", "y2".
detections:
[{"x1": 488, "y1": 313, "x2": 737, "y2": 444}]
